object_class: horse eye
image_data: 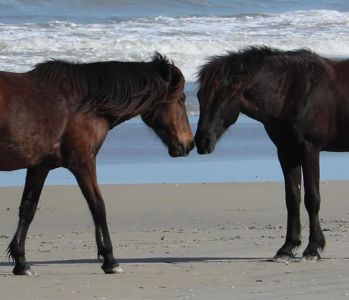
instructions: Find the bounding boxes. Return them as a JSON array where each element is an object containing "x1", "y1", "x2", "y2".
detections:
[{"x1": 179, "y1": 95, "x2": 186, "y2": 103}]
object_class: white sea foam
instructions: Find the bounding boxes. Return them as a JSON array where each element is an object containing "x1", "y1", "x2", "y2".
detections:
[{"x1": 0, "y1": 10, "x2": 348, "y2": 112}]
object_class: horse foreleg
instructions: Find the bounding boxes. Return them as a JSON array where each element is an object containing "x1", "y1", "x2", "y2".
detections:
[
  {"x1": 8, "y1": 167, "x2": 49, "y2": 275},
  {"x1": 71, "y1": 161, "x2": 122, "y2": 274},
  {"x1": 302, "y1": 143, "x2": 325, "y2": 260},
  {"x1": 273, "y1": 147, "x2": 302, "y2": 261}
]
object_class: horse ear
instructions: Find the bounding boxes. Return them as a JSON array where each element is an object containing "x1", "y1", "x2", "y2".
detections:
[
  {"x1": 152, "y1": 52, "x2": 171, "y2": 82},
  {"x1": 168, "y1": 65, "x2": 182, "y2": 88},
  {"x1": 159, "y1": 64, "x2": 172, "y2": 84},
  {"x1": 152, "y1": 52, "x2": 182, "y2": 88}
]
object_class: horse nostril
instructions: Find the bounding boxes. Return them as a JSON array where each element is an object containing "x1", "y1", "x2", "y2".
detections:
[
  {"x1": 184, "y1": 142, "x2": 194, "y2": 156},
  {"x1": 202, "y1": 138, "x2": 211, "y2": 150},
  {"x1": 196, "y1": 136, "x2": 215, "y2": 154},
  {"x1": 171, "y1": 140, "x2": 195, "y2": 157}
]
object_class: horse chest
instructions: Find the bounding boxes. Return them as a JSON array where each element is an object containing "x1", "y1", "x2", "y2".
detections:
[{"x1": 62, "y1": 115, "x2": 109, "y2": 163}]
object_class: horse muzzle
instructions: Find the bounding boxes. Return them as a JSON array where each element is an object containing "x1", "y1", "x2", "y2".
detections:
[
  {"x1": 195, "y1": 134, "x2": 216, "y2": 155},
  {"x1": 169, "y1": 140, "x2": 195, "y2": 157}
]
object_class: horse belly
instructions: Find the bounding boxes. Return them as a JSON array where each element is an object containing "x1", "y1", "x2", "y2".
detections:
[
  {"x1": 0, "y1": 107, "x2": 66, "y2": 170},
  {"x1": 0, "y1": 134, "x2": 63, "y2": 170},
  {"x1": 323, "y1": 106, "x2": 349, "y2": 151},
  {"x1": 0, "y1": 144, "x2": 40, "y2": 170},
  {"x1": 323, "y1": 121, "x2": 349, "y2": 151},
  {"x1": 324, "y1": 139, "x2": 349, "y2": 152}
]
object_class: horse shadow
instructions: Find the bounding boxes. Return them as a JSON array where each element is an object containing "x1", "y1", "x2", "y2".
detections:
[
  {"x1": 1, "y1": 256, "x2": 349, "y2": 272},
  {"x1": 0, "y1": 256, "x2": 264, "y2": 267}
]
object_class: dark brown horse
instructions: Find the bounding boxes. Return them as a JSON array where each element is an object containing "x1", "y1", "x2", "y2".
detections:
[
  {"x1": 0, "y1": 53, "x2": 194, "y2": 275},
  {"x1": 195, "y1": 46, "x2": 349, "y2": 261}
]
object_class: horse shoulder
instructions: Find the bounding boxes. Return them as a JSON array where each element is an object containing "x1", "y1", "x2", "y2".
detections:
[
  {"x1": 62, "y1": 112, "x2": 110, "y2": 169},
  {"x1": 242, "y1": 70, "x2": 288, "y2": 122}
]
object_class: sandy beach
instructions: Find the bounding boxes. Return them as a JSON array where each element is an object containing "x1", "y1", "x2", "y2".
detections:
[
  {"x1": 1, "y1": 182, "x2": 349, "y2": 299},
  {"x1": 0, "y1": 1, "x2": 348, "y2": 299}
]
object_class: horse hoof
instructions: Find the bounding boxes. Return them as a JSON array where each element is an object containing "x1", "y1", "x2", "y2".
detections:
[
  {"x1": 302, "y1": 247, "x2": 321, "y2": 262},
  {"x1": 302, "y1": 254, "x2": 321, "y2": 262},
  {"x1": 102, "y1": 265, "x2": 124, "y2": 274},
  {"x1": 13, "y1": 265, "x2": 36, "y2": 276},
  {"x1": 270, "y1": 254, "x2": 296, "y2": 263}
]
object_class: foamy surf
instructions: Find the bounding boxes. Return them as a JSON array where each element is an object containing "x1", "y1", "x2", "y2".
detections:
[{"x1": 0, "y1": 9, "x2": 348, "y2": 114}]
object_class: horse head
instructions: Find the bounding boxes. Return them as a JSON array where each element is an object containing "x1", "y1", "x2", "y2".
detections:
[
  {"x1": 195, "y1": 56, "x2": 243, "y2": 154},
  {"x1": 141, "y1": 54, "x2": 194, "y2": 157}
]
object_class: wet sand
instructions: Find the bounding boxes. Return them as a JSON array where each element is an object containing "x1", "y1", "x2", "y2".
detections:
[{"x1": 1, "y1": 182, "x2": 349, "y2": 299}]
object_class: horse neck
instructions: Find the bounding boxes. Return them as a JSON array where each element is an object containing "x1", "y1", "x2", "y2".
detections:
[
  {"x1": 106, "y1": 99, "x2": 156, "y2": 129},
  {"x1": 239, "y1": 94, "x2": 271, "y2": 124},
  {"x1": 80, "y1": 89, "x2": 158, "y2": 129},
  {"x1": 105, "y1": 108, "x2": 146, "y2": 129}
]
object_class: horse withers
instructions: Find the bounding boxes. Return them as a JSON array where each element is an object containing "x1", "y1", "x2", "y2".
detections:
[
  {"x1": 195, "y1": 46, "x2": 349, "y2": 261},
  {"x1": 0, "y1": 53, "x2": 194, "y2": 275}
]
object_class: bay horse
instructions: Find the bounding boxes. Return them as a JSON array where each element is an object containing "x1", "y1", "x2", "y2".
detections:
[
  {"x1": 195, "y1": 46, "x2": 349, "y2": 261},
  {"x1": 0, "y1": 53, "x2": 194, "y2": 275}
]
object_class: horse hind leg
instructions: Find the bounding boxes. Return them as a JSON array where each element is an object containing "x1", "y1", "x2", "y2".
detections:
[
  {"x1": 8, "y1": 167, "x2": 49, "y2": 275},
  {"x1": 273, "y1": 147, "x2": 302, "y2": 262},
  {"x1": 302, "y1": 143, "x2": 325, "y2": 261}
]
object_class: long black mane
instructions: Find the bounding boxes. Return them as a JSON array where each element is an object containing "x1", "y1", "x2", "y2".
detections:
[
  {"x1": 198, "y1": 46, "x2": 329, "y2": 91},
  {"x1": 31, "y1": 53, "x2": 175, "y2": 117}
]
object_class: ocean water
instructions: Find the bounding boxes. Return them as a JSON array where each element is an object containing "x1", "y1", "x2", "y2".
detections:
[
  {"x1": 1, "y1": 0, "x2": 348, "y2": 86},
  {"x1": 0, "y1": 0, "x2": 349, "y2": 185}
]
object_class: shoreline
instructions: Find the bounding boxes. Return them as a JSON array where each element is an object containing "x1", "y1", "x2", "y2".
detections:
[
  {"x1": 2, "y1": 115, "x2": 349, "y2": 186},
  {"x1": 1, "y1": 182, "x2": 349, "y2": 299}
]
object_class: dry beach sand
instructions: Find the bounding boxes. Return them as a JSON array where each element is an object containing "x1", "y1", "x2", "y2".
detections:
[{"x1": 1, "y1": 182, "x2": 349, "y2": 299}]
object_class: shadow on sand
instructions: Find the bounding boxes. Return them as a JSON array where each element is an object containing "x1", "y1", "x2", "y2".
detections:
[{"x1": 0, "y1": 256, "x2": 266, "y2": 267}]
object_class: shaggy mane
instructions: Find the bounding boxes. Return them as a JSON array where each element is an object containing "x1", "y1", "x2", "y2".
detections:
[
  {"x1": 198, "y1": 46, "x2": 327, "y2": 92},
  {"x1": 31, "y1": 53, "x2": 175, "y2": 118}
]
